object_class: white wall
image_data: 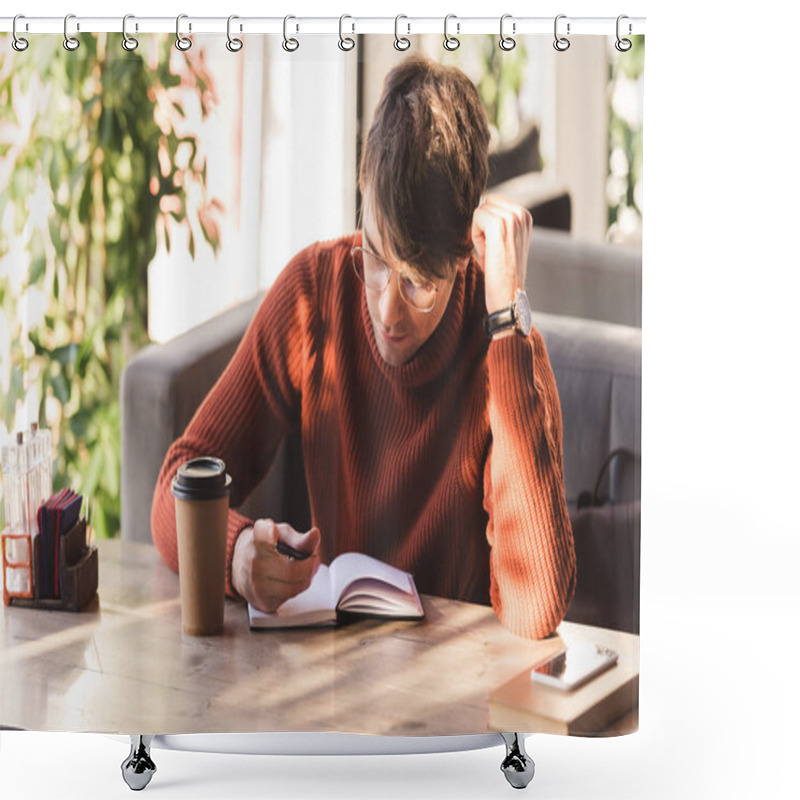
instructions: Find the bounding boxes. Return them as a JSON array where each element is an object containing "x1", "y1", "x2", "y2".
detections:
[{"x1": 258, "y1": 36, "x2": 359, "y2": 289}]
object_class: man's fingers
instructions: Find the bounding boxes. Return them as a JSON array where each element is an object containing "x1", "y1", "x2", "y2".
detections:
[
  {"x1": 250, "y1": 519, "x2": 321, "y2": 577},
  {"x1": 251, "y1": 554, "x2": 319, "y2": 588},
  {"x1": 250, "y1": 552, "x2": 321, "y2": 611},
  {"x1": 477, "y1": 198, "x2": 530, "y2": 242},
  {"x1": 274, "y1": 522, "x2": 321, "y2": 558},
  {"x1": 252, "y1": 518, "x2": 279, "y2": 551},
  {"x1": 476, "y1": 195, "x2": 531, "y2": 230}
]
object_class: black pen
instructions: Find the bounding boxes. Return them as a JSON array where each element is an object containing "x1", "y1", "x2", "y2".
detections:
[{"x1": 275, "y1": 539, "x2": 312, "y2": 561}]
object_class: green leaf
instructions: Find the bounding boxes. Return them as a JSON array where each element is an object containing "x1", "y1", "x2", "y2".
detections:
[
  {"x1": 51, "y1": 371, "x2": 71, "y2": 405},
  {"x1": 78, "y1": 177, "x2": 92, "y2": 223},
  {"x1": 28, "y1": 330, "x2": 47, "y2": 356},
  {"x1": 92, "y1": 501, "x2": 109, "y2": 541},
  {"x1": 29, "y1": 256, "x2": 47, "y2": 285},
  {"x1": 82, "y1": 444, "x2": 105, "y2": 502},
  {"x1": 51, "y1": 343, "x2": 78, "y2": 367}
]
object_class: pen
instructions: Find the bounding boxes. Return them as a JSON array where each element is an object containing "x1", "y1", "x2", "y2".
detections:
[{"x1": 275, "y1": 539, "x2": 312, "y2": 561}]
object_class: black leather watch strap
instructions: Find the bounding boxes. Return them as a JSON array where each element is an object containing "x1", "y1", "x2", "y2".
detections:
[{"x1": 484, "y1": 306, "x2": 516, "y2": 338}]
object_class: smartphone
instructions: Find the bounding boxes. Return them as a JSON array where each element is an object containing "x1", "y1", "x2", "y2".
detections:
[{"x1": 530, "y1": 642, "x2": 618, "y2": 691}]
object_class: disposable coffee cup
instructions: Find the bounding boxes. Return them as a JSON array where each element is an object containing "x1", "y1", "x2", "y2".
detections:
[{"x1": 171, "y1": 457, "x2": 232, "y2": 636}]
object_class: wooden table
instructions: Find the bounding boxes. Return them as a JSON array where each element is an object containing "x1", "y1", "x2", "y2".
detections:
[{"x1": 1, "y1": 539, "x2": 638, "y2": 737}]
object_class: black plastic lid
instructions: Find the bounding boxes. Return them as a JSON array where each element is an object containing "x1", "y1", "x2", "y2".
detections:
[{"x1": 171, "y1": 457, "x2": 232, "y2": 501}]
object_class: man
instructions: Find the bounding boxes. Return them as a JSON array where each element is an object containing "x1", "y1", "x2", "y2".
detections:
[{"x1": 152, "y1": 55, "x2": 576, "y2": 641}]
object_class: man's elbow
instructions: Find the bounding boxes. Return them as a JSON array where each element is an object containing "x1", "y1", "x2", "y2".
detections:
[
  {"x1": 493, "y1": 566, "x2": 576, "y2": 641},
  {"x1": 498, "y1": 601, "x2": 567, "y2": 641}
]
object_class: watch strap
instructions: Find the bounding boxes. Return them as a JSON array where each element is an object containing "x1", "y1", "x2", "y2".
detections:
[{"x1": 484, "y1": 306, "x2": 516, "y2": 338}]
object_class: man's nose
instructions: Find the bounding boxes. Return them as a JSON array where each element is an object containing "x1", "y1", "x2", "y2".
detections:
[{"x1": 378, "y1": 272, "x2": 406, "y2": 329}]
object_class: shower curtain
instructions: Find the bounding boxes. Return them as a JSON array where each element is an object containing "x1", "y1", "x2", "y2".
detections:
[{"x1": 1, "y1": 14, "x2": 643, "y2": 751}]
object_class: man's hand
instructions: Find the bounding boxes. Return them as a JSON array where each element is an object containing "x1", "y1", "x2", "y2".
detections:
[
  {"x1": 231, "y1": 519, "x2": 321, "y2": 612},
  {"x1": 470, "y1": 194, "x2": 533, "y2": 315}
]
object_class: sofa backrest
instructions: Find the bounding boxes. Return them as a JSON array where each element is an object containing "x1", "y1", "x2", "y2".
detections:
[
  {"x1": 536, "y1": 312, "x2": 641, "y2": 509},
  {"x1": 527, "y1": 227, "x2": 641, "y2": 329}
]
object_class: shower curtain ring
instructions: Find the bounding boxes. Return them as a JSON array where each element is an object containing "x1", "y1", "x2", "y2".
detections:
[
  {"x1": 553, "y1": 14, "x2": 570, "y2": 52},
  {"x1": 122, "y1": 15, "x2": 139, "y2": 51},
  {"x1": 283, "y1": 15, "x2": 299, "y2": 52},
  {"x1": 338, "y1": 14, "x2": 355, "y2": 51},
  {"x1": 226, "y1": 15, "x2": 243, "y2": 52},
  {"x1": 63, "y1": 13, "x2": 80, "y2": 51},
  {"x1": 443, "y1": 14, "x2": 460, "y2": 51},
  {"x1": 12, "y1": 15, "x2": 29, "y2": 51},
  {"x1": 499, "y1": 14, "x2": 516, "y2": 51},
  {"x1": 615, "y1": 15, "x2": 632, "y2": 52},
  {"x1": 175, "y1": 14, "x2": 192, "y2": 51},
  {"x1": 394, "y1": 15, "x2": 411, "y2": 51}
]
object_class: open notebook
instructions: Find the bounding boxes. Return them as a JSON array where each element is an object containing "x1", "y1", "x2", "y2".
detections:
[{"x1": 248, "y1": 551, "x2": 424, "y2": 629}]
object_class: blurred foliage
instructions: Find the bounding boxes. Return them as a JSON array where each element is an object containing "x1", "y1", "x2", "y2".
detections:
[
  {"x1": 0, "y1": 33, "x2": 222, "y2": 537},
  {"x1": 444, "y1": 35, "x2": 529, "y2": 146},
  {"x1": 472, "y1": 37, "x2": 529, "y2": 143},
  {"x1": 607, "y1": 35, "x2": 645, "y2": 242}
]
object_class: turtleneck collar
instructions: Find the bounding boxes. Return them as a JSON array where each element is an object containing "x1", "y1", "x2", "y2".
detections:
[{"x1": 356, "y1": 231, "x2": 478, "y2": 390}]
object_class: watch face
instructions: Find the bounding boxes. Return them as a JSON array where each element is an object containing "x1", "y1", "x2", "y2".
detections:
[{"x1": 514, "y1": 289, "x2": 532, "y2": 336}]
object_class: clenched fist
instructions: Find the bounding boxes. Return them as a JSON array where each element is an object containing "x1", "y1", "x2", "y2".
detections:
[{"x1": 231, "y1": 518, "x2": 321, "y2": 612}]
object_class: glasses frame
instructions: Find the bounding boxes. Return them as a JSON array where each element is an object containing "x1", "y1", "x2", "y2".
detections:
[{"x1": 351, "y1": 243, "x2": 442, "y2": 314}]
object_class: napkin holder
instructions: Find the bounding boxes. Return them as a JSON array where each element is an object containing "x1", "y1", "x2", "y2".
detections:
[{"x1": 4, "y1": 518, "x2": 98, "y2": 611}]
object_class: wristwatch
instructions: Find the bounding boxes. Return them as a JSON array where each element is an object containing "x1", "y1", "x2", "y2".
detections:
[{"x1": 484, "y1": 288, "x2": 532, "y2": 338}]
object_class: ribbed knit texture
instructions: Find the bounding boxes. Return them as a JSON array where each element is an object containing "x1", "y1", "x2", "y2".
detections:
[{"x1": 151, "y1": 233, "x2": 576, "y2": 640}]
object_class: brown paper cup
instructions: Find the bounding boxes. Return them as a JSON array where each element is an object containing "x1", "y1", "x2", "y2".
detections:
[
  {"x1": 174, "y1": 496, "x2": 228, "y2": 635},
  {"x1": 171, "y1": 457, "x2": 232, "y2": 636}
]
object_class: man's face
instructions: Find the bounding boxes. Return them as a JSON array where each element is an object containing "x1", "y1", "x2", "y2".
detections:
[{"x1": 361, "y1": 198, "x2": 462, "y2": 367}]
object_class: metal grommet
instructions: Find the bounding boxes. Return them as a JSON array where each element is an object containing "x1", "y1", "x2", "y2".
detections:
[
  {"x1": 615, "y1": 15, "x2": 632, "y2": 52},
  {"x1": 226, "y1": 15, "x2": 243, "y2": 52},
  {"x1": 338, "y1": 14, "x2": 355, "y2": 51},
  {"x1": 175, "y1": 14, "x2": 192, "y2": 51},
  {"x1": 443, "y1": 14, "x2": 460, "y2": 51},
  {"x1": 499, "y1": 14, "x2": 516, "y2": 51},
  {"x1": 122, "y1": 14, "x2": 139, "y2": 51},
  {"x1": 553, "y1": 14, "x2": 570, "y2": 52},
  {"x1": 63, "y1": 13, "x2": 80, "y2": 51},
  {"x1": 12, "y1": 14, "x2": 29, "y2": 51},
  {"x1": 282, "y1": 15, "x2": 299, "y2": 52},
  {"x1": 394, "y1": 15, "x2": 411, "y2": 51}
]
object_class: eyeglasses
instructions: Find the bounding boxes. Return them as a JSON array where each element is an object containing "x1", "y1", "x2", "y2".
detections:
[{"x1": 351, "y1": 243, "x2": 442, "y2": 313}]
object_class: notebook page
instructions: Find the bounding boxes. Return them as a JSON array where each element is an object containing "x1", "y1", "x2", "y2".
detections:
[
  {"x1": 337, "y1": 577, "x2": 417, "y2": 614},
  {"x1": 248, "y1": 563, "x2": 334, "y2": 625},
  {"x1": 329, "y1": 552, "x2": 414, "y2": 600}
]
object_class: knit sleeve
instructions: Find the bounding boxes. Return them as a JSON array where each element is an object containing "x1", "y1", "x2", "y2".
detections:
[
  {"x1": 150, "y1": 245, "x2": 318, "y2": 600},
  {"x1": 482, "y1": 328, "x2": 577, "y2": 639}
]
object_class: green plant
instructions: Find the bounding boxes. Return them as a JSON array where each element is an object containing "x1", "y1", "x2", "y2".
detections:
[
  {"x1": 0, "y1": 33, "x2": 222, "y2": 537},
  {"x1": 444, "y1": 35, "x2": 529, "y2": 145},
  {"x1": 607, "y1": 35, "x2": 644, "y2": 242},
  {"x1": 473, "y1": 37, "x2": 529, "y2": 143}
]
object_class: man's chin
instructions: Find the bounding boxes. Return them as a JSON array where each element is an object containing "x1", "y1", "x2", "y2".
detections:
[
  {"x1": 375, "y1": 336, "x2": 415, "y2": 366},
  {"x1": 377, "y1": 342, "x2": 408, "y2": 366}
]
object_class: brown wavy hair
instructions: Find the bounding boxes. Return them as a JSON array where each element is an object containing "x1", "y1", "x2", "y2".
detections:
[{"x1": 357, "y1": 55, "x2": 490, "y2": 281}]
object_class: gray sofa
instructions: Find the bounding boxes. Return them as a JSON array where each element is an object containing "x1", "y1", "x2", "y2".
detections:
[{"x1": 121, "y1": 227, "x2": 641, "y2": 632}]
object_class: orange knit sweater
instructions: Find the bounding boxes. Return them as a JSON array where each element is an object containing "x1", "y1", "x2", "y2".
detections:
[{"x1": 151, "y1": 233, "x2": 576, "y2": 640}]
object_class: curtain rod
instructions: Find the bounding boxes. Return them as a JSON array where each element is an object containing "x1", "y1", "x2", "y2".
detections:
[{"x1": 1, "y1": 16, "x2": 646, "y2": 37}]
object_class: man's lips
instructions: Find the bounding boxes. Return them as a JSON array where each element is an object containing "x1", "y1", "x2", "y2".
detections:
[{"x1": 381, "y1": 329, "x2": 408, "y2": 343}]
